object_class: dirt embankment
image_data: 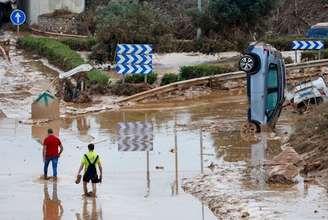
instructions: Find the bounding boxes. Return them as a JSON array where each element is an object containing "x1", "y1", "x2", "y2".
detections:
[{"x1": 289, "y1": 103, "x2": 328, "y2": 187}]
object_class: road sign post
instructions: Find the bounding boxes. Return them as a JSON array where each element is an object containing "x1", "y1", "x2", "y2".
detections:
[{"x1": 10, "y1": 9, "x2": 26, "y2": 34}]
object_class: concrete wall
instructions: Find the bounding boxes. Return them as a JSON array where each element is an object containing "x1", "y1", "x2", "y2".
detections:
[{"x1": 26, "y1": 0, "x2": 85, "y2": 24}]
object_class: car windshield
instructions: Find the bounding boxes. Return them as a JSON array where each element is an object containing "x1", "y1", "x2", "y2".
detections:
[
  {"x1": 308, "y1": 28, "x2": 328, "y2": 37},
  {"x1": 266, "y1": 64, "x2": 279, "y2": 115}
]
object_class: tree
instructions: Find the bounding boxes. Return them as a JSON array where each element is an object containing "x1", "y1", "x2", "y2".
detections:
[
  {"x1": 92, "y1": 0, "x2": 173, "y2": 62},
  {"x1": 191, "y1": 0, "x2": 278, "y2": 39}
]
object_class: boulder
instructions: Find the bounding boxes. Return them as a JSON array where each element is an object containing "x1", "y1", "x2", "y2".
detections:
[
  {"x1": 267, "y1": 163, "x2": 299, "y2": 184},
  {"x1": 265, "y1": 147, "x2": 304, "y2": 184}
]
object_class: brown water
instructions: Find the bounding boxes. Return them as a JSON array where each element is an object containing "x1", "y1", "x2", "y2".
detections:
[{"x1": 1, "y1": 31, "x2": 328, "y2": 220}]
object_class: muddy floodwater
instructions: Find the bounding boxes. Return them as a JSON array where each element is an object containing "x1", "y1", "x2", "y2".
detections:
[
  {"x1": 1, "y1": 91, "x2": 328, "y2": 219},
  {"x1": 1, "y1": 31, "x2": 328, "y2": 219}
]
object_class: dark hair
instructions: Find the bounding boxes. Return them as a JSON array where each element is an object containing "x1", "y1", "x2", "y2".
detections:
[
  {"x1": 48, "y1": 128, "x2": 53, "y2": 134},
  {"x1": 88, "y1": 144, "x2": 94, "y2": 151}
]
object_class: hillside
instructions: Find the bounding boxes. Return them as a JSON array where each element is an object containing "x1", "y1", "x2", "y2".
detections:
[{"x1": 271, "y1": 0, "x2": 328, "y2": 35}]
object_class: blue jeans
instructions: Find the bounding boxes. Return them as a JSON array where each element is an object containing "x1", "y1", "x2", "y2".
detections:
[{"x1": 44, "y1": 157, "x2": 59, "y2": 177}]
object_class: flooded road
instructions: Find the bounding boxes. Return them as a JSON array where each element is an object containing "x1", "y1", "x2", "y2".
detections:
[
  {"x1": 1, "y1": 30, "x2": 328, "y2": 219},
  {"x1": 0, "y1": 31, "x2": 56, "y2": 119},
  {"x1": 1, "y1": 89, "x2": 328, "y2": 219}
]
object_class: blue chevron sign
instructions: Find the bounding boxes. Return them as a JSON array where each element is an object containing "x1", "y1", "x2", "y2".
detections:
[
  {"x1": 116, "y1": 64, "x2": 152, "y2": 75},
  {"x1": 116, "y1": 54, "x2": 152, "y2": 65},
  {"x1": 115, "y1": 44, "x2": 153, "y2": 75},
  {"x1": 116, "y1": 44, "x2": 153, "y2": 54},
  {"x1": 292, "y1": 40, "x2": 324, "y2": 50}
]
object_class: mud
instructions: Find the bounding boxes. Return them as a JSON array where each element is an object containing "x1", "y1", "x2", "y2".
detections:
[{"x1": 289, "y1": 103, "x2": 328, "y2": 189}]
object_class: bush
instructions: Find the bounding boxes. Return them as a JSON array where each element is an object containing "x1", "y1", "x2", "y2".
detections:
[
  {"x1": 284, "y1": 56, "x2": 293, "y2": 64},
  {"x1": 110, "y1": 83, "x2": 151, "y2": 96},
  {"x1": 161, "y1": 73, "x2": 179, "y2": 85},
  {"x1": 18, "y1": 35, "x2": 109, "y2": 86},
  {"x1": 301, "y1": 49, "x2": 328, "y2": 61},
  {"x1": 87, "y1": 70, "x2": 110, "y2": 86},
  {"x1": 60, "y1": 37, "x2": 96, "y2": 51},
  {"x1": 179, "y1": 64, "x2": 236, "y2": 80},
  {"x1": 123, "y1": 73, "x2": 157, "y2": 85}
]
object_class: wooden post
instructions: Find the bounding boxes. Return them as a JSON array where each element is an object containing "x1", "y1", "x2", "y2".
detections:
[
  {"x1": 294, "y1": 50, "x2": 298, "y2": 64},
  {"x1": 200, "y1": 128, "x2": 204, "y2": 173},
  {"x1": 174, "y1": 113, "x2": 179, "y2": 194},
  {"x1": 144, "y1": 74, "x2": 148, "y2": 84}
]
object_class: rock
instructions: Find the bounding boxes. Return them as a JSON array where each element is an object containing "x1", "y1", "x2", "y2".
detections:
[
  {"x1": 0, "y1": 110, "x2": 6, "y2": 118},
  {"x1": 241, "y1": 211, "x2": 250, "y2": 218},
  {"x1": 267, "y1": 163, "x2": 299, "y2": 184},
  {"x1": 265, "y1": 147, "x2": 304, "y2": 184},
  {"x1": 222, "y1": 81, "x2": 240, "y2": 90}
]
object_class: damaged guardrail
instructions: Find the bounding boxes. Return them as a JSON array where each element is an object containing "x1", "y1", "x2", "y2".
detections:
[{"x1": 117, "y1": 59, "x2": 328, "y2": 104}]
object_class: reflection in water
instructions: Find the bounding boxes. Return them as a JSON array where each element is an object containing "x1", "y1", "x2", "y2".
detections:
[
  {"x1": 250, "y1": 134, "x2": 268, "y2": 186},
  {"x1": 43, "y1": 182, "x2": 63, "y2": 220},
  {"x1": 76, "y1": 198, "x2": 103, "y2": 220}
]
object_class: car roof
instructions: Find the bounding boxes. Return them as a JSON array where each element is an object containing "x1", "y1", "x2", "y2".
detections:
[
  {"x1": 248, "y1": 42, "x2": 277, "y2": 52},
  {"x1": 312, "y1": 23, "x2": 328, "y2": 28}
]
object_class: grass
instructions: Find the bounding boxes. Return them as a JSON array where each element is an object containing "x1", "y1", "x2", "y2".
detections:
[{"x1": 59, "y1": 37, "x2": 97, "y2": 51}]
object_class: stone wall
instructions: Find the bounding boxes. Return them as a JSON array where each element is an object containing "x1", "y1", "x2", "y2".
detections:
[{"x1": 38, "y1": 13, "x2": 84, "y2": 35}]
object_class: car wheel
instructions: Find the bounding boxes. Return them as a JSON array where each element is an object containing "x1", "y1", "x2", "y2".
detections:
[
  {"x1": 240, "y1": 122, "x2": 259, "y2": 141},
  {"x1": 239, "y1": 55, "x2": 258, "y2": 73}
]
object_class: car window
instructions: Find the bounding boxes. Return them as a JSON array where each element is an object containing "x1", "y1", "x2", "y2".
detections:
[
  {"x1": 267, "y1": 64, "x2": 278, "y2": 89},
  {"x1": 266, "y1": 64, "x2": 279, "y2": 113},
  {"x1": 267, "y1": 92, "x2": 278, "y2": 111},
  {"x1": 308, "y1": 28, "x2": 328, "y2": 37}
]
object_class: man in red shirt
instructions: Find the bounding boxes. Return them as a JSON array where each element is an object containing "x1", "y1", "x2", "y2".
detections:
[{"x1": 43, "y1": 128, "x2": 64, "y2": 180}]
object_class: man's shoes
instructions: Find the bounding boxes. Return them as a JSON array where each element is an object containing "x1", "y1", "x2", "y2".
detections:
[
  {"x1": 43, "y1": 175, "x2": 51, "y2": 180},
  {"x1": 75, "y1": 175, "x2": 82, "y2": 184}
]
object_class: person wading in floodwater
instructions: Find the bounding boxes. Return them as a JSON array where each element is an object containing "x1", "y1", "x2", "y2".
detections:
[
  {"x1": 43, "y1": 128, "x2": 64, "y2": 180},
  {"x1": 76, "y1": 144, "x2": 103, "y2": 197}
]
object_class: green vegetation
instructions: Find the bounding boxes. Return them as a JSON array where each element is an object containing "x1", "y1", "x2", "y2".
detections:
[
  {"x1": 189, "y1": 0, "x2": 277, "y2": 42},
  {"x1": 302, "y1": 49, "x2": 328, "y2": 61},
  {"x1": 161, "y1": 73, "x2": 179, "y2": 86},
  {"x1": 18, "y1": 35, "x2": 109, "y2": 86},
  {"x1": 179, "y1": 64, "x2": 236, "y2": 80},
  {"x1": 123, "y1": 73, "x2": 157, "y2": 85},
  {"x1": 93, "y1": 0, "x2": 173, "y2": 62},
  {"x1": 59, "y1": 37, "x2": 97, "y2": 51}
]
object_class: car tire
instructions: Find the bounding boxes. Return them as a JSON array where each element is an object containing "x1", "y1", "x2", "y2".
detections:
[{"x1": 239, "y1": 54, "x2": 259, "y2": 74}]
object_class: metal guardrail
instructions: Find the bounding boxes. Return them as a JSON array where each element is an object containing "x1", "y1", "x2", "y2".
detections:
[{"x1": 117, "y1": 59, "x2": 328, "y2": 104}]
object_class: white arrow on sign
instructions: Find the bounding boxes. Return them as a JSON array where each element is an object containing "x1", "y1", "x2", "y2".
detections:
[
  {"x1": 15, "y1": 13, "x2": 21, "y2": 24},
  {"x1": 309, "y1": 41, "x2": 315, "y2": 50},
  {"x1": 292, "y1": 41, "x2": 300, "y2": 50},
  {"x1": 300, "y1": 41, "x2": 307, "y2": 50},
  {"x1": 317, "y1": 41, "x2": 324, "y2": 49}
]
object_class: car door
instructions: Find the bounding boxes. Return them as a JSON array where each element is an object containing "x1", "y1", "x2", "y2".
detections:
[{"x1": 266, "y1": 64, "x2": 279, "y2": 121}]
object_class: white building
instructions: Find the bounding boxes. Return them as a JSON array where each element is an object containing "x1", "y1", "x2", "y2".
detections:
[{"x1": 24, "y1": 0, "x2": 85, "y2": 24}]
